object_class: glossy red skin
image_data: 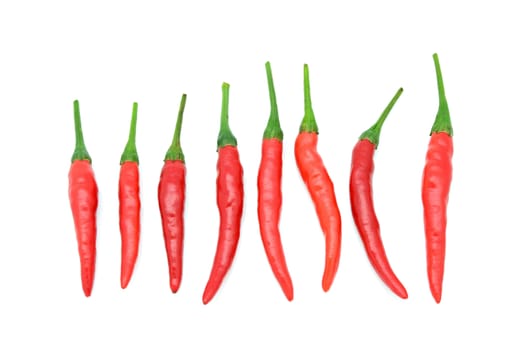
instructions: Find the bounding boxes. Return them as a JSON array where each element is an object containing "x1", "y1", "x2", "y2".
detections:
[
  {"x1": 158, "y1": 160, "x2": 186, "y2": 293},
  {"x1": 350, "y1": 139, "x2": 408, "y2": 299},
  {"x1": 68, "y1": 160, "x2": 98, "y2": 297},
  {"x1": 203, "y1": 145, "x2": 244, "y2": 304},
  {"x1": 422, "y1": 132, "x2": 453, "y2": 303},
  {"x1": 257, "y1": 138, "x2": 293, "y2": 301},
  {"x1": 294, "y1": 132, "x2": 341, "y2": 292},
  {"x1": 119, "y1": 161, "x2": 141, "y2": 289}
]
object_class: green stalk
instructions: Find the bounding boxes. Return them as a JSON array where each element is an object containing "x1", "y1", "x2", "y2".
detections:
[
  {"x1": 120, "y1": 102, "x2": 139, "y2": 164},
  {"x1": 71, "y1": 100, "x2": 92, "y2": 163},
  {"x1": 263, "y1": 61, "x2": 283, "y2": 141},
  {"x1": 430, "y1": 53, "x2": 453, "y2": 136},
  {"x1": 164, "y1": 94, "x2": 187, "y2": 162},
  {"x1": 217, "y1": 82, "x2": 237, "y2": 149},
  {"x1": 299, "y1": 64, "x2": 319, "y2": 133},
  {"x1": 359, "y1": 88, "x2": 404, "y2": 148}
]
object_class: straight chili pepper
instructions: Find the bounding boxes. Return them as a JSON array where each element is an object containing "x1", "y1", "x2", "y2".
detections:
[
  {"x1": 257, "y1": 62, "x2": 293, "y2": 301},
  {"x1": 202, "y1": 83, "x2": 244, "y2": 304},
  {"x1": 349, "y1": 88, "x2": 408, "y2": 299},
  {"x1": 119, "y1": 103, "x2": 141, "y2": 289},
  {"x1": 294, "y1": 64, "x2": 342, "y2": 292},
  {"x1": 158, "y1": 94, "x2": 187, "y2": 293},
  {"x1": 69, "y1": 100, "x2": 99, "y2": 297},
  {"x1": 422, "y1": 53, "x2": 453, "y2": 303}
]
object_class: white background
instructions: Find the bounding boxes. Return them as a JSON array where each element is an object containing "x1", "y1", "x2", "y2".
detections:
[{"x1": 1, "y1": 0, "x2": 524, "y2": 348}]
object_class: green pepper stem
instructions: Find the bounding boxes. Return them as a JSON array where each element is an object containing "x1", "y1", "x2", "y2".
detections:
[
  {"x1": 164, "y1": 94, "x2": 187, "y2": 162},
  {"x1": 359, "y1": 88, "x2": 403, "y2": 148},
  {"x1": 71, "y1": 100, "x2": 92, "y2": 163},
  {"x1": 262, "y1": 61, "x2": 283, "y2": 141},
  {"x1": 430, "y1": 53, "x2": 453, "y2": 136},
  {"x1": 217, "y1": 82, "x2": 237, "y2": 149},
  {"x1": 120, "y1": 102, "x2": 139, "y2": 164},
  {"x1": 299, "y1": 64, "x2": 319, "y2": 133}
]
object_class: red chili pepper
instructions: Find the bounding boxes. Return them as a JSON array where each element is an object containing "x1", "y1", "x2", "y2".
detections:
[
  {"x1": 294, "y1": 64, "x2": 342, "y2": 292},
  {"x1": 350, "y1": 88, "x2": 408, "y2": 299},
  {"x1": 202, "y1": 83, "x2": 244, "y2": 304},
  {"x1": 158, "y1": 94, "x2": 187, "y2": 293},
  {"x1": 422, "y1": 53, "x2": 453, "y2": 303},
  {"x1": 68, "y1": 100, "x2": 99, "y2": 297},
  {"x1": 119, "y1": 103, "x2": 141, "y2": 289},
  {"x1": 257, "y1": 62, "x2": 293, "y2": 301}
]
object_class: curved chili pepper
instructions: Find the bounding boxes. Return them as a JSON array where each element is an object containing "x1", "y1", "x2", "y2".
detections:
[
  {"x1": 257, "y1": 62, "x2": 293, "y2": 301},
  {"x1": 202, "y1": 83, "x2": 244, "y2": 305},
  {"x1": 158, "y1": 94, "x2": 187, "y2": 293},
  {"x1": 68, "y1": 100, "x2": 99, "y2": 297},
  {"x1": 119, "y1": 102, "x2": 141, "y2": 289},
  {"x1": 294, "y1": 64, "x2": 341, "y2": 292},
  {"x1": 422, "y1": 53, "x2": 453, "y2": 303},
  {"x1": 350, "y1": 88, "x2": 408, "y2": 299}
]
